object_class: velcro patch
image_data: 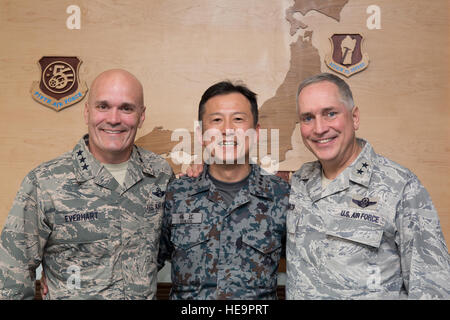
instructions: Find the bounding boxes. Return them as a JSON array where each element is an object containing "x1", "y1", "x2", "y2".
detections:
[
  {"x1": 350, "y1": 194, "x2": 378, "y2": 210},
  {"x1": 338, "y1": 209, "x2": 384, "y2": 226},
  {"x1": 172, "y1": 212, "x2": 203, "y2": 224}
]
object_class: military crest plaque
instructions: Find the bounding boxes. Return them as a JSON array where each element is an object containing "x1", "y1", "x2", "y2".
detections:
[
  {"x1": 325, "y1": 34, "x2": 369, "y2": 77},
  {"x1": 30, "y1": 56, "x2": 88, "y2": 111}
]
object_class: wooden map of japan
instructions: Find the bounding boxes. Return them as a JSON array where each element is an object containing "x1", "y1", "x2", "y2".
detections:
[{"x1": 136, "y1": 0, "x2": 349, "y2": 173}]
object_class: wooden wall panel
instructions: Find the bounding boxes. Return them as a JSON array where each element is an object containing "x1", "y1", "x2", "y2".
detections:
[{"x1": 0, "y1": 0, "x2": 449, "y2": 250}]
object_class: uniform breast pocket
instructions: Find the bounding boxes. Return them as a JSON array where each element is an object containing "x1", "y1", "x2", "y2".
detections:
[
  {"x1": 143, "y1": 195, "x2": 164, "y2": 230},
  {"x1": 53, "y1": 209, "x2": 110, "y2": 244},
  {"x1": 325, "y1": 207, "x2": 385, "y2": 249},
  {"x1": 49, "y1": 209, "x2": 112, "y2": 291},
  {"x1": 137, "y1": 194, "x2": 165, "y2": 263},
  {"x1": 145, "y1": 192, "x2": 164, "y2": 217},
  {"x1": 170, "y1": 224, "x2": 210, "y2": 251},
  {"x1": 242, "y1": 231, "x2": 282, "y2": 258},
  {"x1": 170, "y1": 223, "x2": 210, "y2": 286},
  {"x1": 240, "y1": 229, "x2": 282, "y2": 287}
]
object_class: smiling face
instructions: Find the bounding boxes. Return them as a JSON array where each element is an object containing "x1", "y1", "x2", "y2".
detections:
[
  {"x1": 84, "y1": 70, "x2": 145, "y2": 164},
  {"x1": 200, "y1": 92, "x2": 259, "y2": 164},
  {"x1": 297, "y1": 80, "x2": 360, "y2": 175}
]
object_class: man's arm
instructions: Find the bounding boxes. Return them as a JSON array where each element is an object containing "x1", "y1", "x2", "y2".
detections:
[
  {"x1": 0, "y1": 173, "x2": 51, "y2": 299},
  {"x1": 157, "y1": 187, "x2": 175, "y2": 272},
  {"x1": 157, "y1": 172, "x2": 176, "y2": 271},
  {"x1": 396, "y1": 174, "x2": 450, "y2": 299}
]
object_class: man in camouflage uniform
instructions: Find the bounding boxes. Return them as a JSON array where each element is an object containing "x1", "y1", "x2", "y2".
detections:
[
  {"x1": 0, "y1": 69, "x2": 173, "y2": 299},
  {"x1": 158, "y1": 81, "x2": 290, "y2": 299},
  {"x1": 287, "y1": 73, "x2": 450, "y2": 299}
]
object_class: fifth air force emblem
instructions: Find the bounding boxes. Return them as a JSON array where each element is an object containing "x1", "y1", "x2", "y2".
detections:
[
  {"x1": 325, "y1": 34, "x2": 369, "y2": 77},
  {"x1": 30, "y1": 56, "x2": 88, "y2": 111}
]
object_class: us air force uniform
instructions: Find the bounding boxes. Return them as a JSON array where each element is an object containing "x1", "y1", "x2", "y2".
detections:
[
  {"x1": 286, "y1": 138, "x2": 450, "y2": 299},
  {"x1": 158, "y1": 165, "x2": 290, "y2": 299},
  {"x1": 0, "y1": 135, "x2": 173, "y2": 299}
]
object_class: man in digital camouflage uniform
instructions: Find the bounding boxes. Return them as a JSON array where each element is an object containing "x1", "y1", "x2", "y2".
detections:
[
  {"x1": 157, "y1": 81, "x2": 290, "y2": 299},
  {"x1": 287, "y1": 73, "x2": 450, "y2": 299},
  {"x1": 0, "y1": 69, "x2": 173, "y2": 299}
]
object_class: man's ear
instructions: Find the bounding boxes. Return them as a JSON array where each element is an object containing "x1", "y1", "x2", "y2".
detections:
[
  {"x1": 352, "y1": 106, "x2": 360, "y2": 131},
  {"x1": 138, "y1": 106, "x2": 146, "y2": 128},
  {"x1": 84, "y1": 103, "x2": 89, "y2": 125},
  {"x1": 255, "y1": 123, "x2": 260, "y2": 142},
  {"x1": 195, "y1": 121, "x2": 204, "y2": 146}
]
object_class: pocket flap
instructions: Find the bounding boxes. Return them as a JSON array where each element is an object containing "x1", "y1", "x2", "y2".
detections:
[
  {"x1": 326, "y1": 212, "x2": 384, "y2": 248},
  {"x1": 170, "y1": 224, "x2": 210, "y2": 250},
  {"x1": 54, "y1": 210, "x2": 109, "y2": 243},
  {"x1": 242, "y1": 231, "x2": 281, "y2": 254}
]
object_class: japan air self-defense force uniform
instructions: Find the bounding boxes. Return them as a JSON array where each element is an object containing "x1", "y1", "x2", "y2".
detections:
[
  {"x1": 158, "y1": 165, "x2": 290, "y2": 299},
  {"x1": 0, "y1": 135, "x2": 173, "y2": 299},
  {"x1": 287, "y1": 139, "x2": 450, "y2": 299}
]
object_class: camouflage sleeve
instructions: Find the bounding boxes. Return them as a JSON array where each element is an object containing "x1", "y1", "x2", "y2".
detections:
[
  {"x1": 280, "y1": 184, "x2": 290, "y2": 259},
  {"x1": 397, "y1": 174, "x2": 450, "y2": 299},
  {"x1": 0, "y1": 173, "x2": 51, "y2": 299},
  {"x1": 156, "y1": 180, "x2": 175, "y2": 271}
]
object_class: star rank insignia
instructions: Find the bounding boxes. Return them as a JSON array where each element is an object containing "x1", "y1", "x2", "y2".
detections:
[
  {"x1": 76, "y1": 149, "x2": 89, "y2": 171},
  {"x1": 355, "y1": 160, "x2": 370, "y2": 176}
]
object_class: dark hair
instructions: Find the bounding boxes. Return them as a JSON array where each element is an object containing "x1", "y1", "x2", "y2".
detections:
[{"x1": 198, "y1": 81, "x2": 258, "y2": 127}]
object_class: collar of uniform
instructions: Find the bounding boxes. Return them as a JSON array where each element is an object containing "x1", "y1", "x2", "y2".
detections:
[
  {"x1": 187, "y1": 164, "x2": 274, "y2": 201},
  {"x1": 72, "y1": 135, "x2": 154, "y2": 186},
  {"x1": 299, "y1": 162, "x2": 323, "y2": 202},
  {"x1": 187, "y1": 165, "x2": 214, "y2": 196},
  {"x1": 248, "y1": 165, "x2": 274, "y2": 200},
  {"x1": 347, "y1": 138, "x2": 373, "y2": 188},
  {"x1": 298, "y1": 161, "x2": 321, "y2": 181},
  {"x1": 319, "y1": 138, "x2": 373, "y2": 191},
  {"x1": 121, "y1": 146, "x2": 155, "y2": 190},
  {"x1": 130, "y1": 147, "x2": 156, "y2": 177},
  {"x1": 297, "y1": 138, "x2": 373, "y2": 202},
  {"x1": 72, "y1": 135, "x2": 103, "y2": 183}
]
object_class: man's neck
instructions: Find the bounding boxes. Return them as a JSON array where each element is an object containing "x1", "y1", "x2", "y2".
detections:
[
  {"x1": 208, "y1": 163, "x2": 252, "y2": 183},
  {"x1": 87, "y1": 141, "x2": 133, "y2": 164},
  {"x1": 321, "y1": 140, "x2": 362, "y2": 180}
]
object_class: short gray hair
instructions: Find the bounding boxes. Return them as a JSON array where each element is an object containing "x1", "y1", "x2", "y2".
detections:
[{"x1": 296, "y1": 73, "x2": 354, "y2": 111}]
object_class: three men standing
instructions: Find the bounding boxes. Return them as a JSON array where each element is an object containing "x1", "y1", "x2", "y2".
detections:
[{"x1": 1, "y1": 70, "x2": 448, "y2": 300}]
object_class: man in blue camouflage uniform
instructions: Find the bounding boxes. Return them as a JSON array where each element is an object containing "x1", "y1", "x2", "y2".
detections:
[
  {"x1": 158, "y1": 81, "x2": 290, "y2": 299},
  {"x1": 0, "y1": 69, "x2": 173, "y2": 299},
  {"x1": 287, "y1": 73, "x2": 450, "y2": 299}
]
